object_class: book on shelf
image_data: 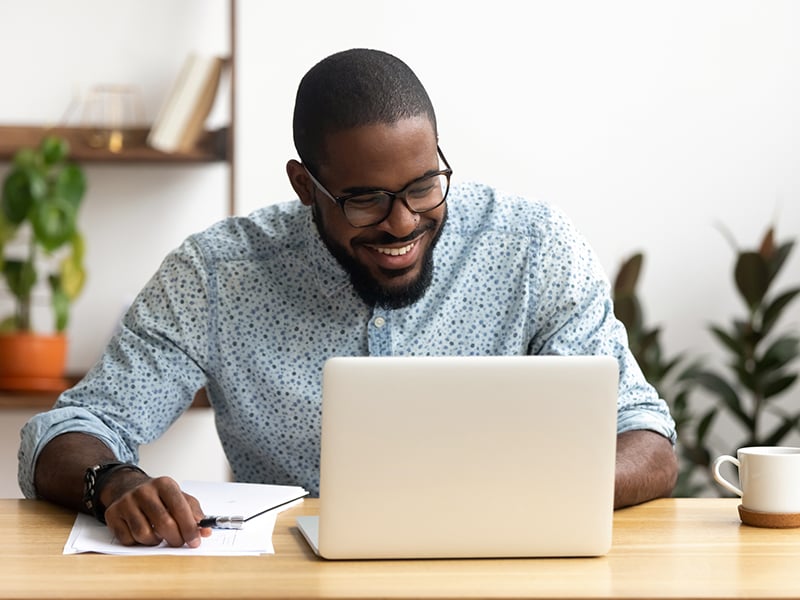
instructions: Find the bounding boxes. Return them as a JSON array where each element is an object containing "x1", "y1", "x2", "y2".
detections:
[{"x1": 147, "y1": 53, "x2": 225, "y2": 154}]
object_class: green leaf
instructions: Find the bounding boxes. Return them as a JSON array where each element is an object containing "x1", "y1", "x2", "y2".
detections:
[
  {"x1": 758, "y1": 335, "x2": 800, "y2": 372},
  {"x1": 732, "y1": 361, "x2": 758, "y2": 393},
  {"x1": 49, "y1": 278, "x2": 70, "y2": 332},
  {"x1": 54, "y1": 164, "x2": 86, "y2": 209},
  {"x1": 40, "y1": 135, "x2": 69, "y2": 165},
  {"x1": 1, "y1": 169, "x2": 35, "y2": 224},
  {"x1": 735, "y1": 251, "x2": 770, "y2": 310},
  {"x1": 30, "y1": 197, "x2": 77, "y2": 252},
  {"x1": 613, "y1": 253, "x2": 642, "y2": 297},
  {"x1": 693, "y1": 371, "x2": 752, "y2": 429},
  {"x1": 696, "y1": 408, "x2": 718, "y2": 442},
  {"x1": 766, "y1": 241, "x2": 794, "y2": 287},
  {"x1": 614, "y1": 295, "x2": 640, "y2": 334},
  {"x1": 11, "y1": 147, "x2": 38, "y2": 169},
  {"x1": 763, "y1": 373, "x2": 798, "y2": 399},
  {"x1": 762, "y1": 287, "x2": 800, "y2": 334},
  {"x1": 2, "y1": 259, "x2": 36, "y2": 300},
  {"x1": 0, "y1": 208, "x2": 17, "y2": 247},
  {"x1": 709, "y1": 325, "x2": 742, "y2": 356},
  {"x1": 762, "y1": 414, "x2": 800, "y2": 446}
]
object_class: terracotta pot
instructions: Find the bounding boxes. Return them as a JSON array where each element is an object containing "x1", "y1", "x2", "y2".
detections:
[{"x1": 0, "y1": 333, "x2": 68, "y2": 391}]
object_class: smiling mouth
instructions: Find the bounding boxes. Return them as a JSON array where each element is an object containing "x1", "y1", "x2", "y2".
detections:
[{"x1": 371, "y1": 242, "x2": 416, "y2": 256}]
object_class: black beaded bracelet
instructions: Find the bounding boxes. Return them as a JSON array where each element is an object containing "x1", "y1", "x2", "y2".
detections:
[{"x1": 83, "y1": 462, "x2": 147, "y2": 524}]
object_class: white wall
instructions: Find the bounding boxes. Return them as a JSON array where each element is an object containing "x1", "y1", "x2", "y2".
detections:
[{"x1": 2, "y1": 0, "x2": 800, "y2": 495}]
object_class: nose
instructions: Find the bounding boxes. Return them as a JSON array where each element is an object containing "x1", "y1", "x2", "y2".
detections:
[{"x1": 378, "y1": 193, "x2": 419, "y2": 237}]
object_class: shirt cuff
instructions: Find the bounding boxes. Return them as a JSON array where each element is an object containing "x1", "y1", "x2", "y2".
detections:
[{"x1": 17, "y1": 406, "x2": 137, "y2": 499}]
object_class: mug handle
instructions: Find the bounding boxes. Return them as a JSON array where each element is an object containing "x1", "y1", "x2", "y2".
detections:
[{"x1": 712, "y1": 455, "x2": 743, "y2": 497}]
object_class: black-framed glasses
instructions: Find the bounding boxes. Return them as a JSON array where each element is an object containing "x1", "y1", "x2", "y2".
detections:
[{"x1": 304, "y1": 146, "x2": 453, "y2": 228}]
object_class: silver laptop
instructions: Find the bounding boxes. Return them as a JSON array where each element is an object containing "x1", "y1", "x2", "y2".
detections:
[{"x1": 296, "y1": 355, "x2": 618, "y2": 559}]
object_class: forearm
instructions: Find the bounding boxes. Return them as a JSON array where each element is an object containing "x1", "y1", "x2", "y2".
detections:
[
  {"x1": 34, "y1": 432, "x2": 119, "y2": 513},
  {"x1": 614, "y1": 429, "x2": 677, "y2": 509}
]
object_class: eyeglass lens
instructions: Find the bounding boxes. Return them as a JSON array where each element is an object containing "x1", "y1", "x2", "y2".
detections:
[{"x1": 343, "y1": 172, "x2": 450, "y2": 227}]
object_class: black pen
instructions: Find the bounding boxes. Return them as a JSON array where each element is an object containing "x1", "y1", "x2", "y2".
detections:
[{"x1": 198, "y1": 491, "x2": 309, "y2": 529}]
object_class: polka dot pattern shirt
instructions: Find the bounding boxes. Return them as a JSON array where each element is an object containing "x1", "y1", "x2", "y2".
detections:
[{"x1": 19, "y1": 182, "x2": 676, "y2": 498}]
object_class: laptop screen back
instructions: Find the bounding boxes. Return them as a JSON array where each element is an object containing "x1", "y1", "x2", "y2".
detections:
[{"x1": 304, "y1": 355, "x2": 618, "y2": 559}]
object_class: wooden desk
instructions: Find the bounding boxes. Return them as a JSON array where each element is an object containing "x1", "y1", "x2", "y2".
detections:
[{"x1": 1, "y1": 497, "x2": 798, "y2": 599}]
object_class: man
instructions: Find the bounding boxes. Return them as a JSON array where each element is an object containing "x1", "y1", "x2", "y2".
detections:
[{"x1": 19, "y1": 48, "x2": 677, "y2": 548}]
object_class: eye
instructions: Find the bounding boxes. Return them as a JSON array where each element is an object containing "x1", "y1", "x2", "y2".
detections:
[
  {"x1": 407, "y1": 178, "x2": 438, "y2": 199},
  {"x1": 345, "y1": 193, "x2": 387, "y2": 208}
]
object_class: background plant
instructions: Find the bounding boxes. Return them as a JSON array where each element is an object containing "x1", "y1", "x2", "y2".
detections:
[
  {"x1": 694, "y1": 226, "x2": 800, "y2": 460},
  {"x1": 613, "y1": 253, "x2": 712, "y2": 496},
  {"x1": 0, "y1": 135, "x2": 87, "y2": 333},
  {"x1": 614, "y1": 225, "x2": 800, "y2": 497}
]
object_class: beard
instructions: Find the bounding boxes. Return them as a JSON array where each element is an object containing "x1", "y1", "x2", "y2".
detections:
[{"x1": 313, "y1": 205, "x2": 447, "y2": 310}]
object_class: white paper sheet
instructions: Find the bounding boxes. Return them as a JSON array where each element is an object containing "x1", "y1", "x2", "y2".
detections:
[{"x1": 63, "y1": 481, "x2": 308, "y2": 556}]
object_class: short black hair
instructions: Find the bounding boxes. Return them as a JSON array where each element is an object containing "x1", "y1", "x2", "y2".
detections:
[{"x1": 292, "y1": 48, "x2": 437, "y2": 173}]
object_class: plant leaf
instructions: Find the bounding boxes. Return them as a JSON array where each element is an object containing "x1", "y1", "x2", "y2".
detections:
[
  {"x1": 735, "y1": 251, "x2": 770, "y2": 310},
  {"x1": 614, "y1": 295, "x2": 640, "y2": 334},
  {"x1": 693, "y1": 370, "x2": 753, "y2": 429},
  {"x1": 30, "y1": 197, "x2": 77, "y2": 252},
  {"x1": 696, "y1": 407, "x2": 718, "y2": 442},
  {"x1": 758, "y1": 335, "x2": 800, "y2": 372},
  {"x1": 763, "y1": 373, "x2": 798, "y2": 399},
  {"x1": 49, "y1": 276, "x2": 70, "y2": 332},
  {"x1": 613, "y1": 253, "x2": 642, "y2": 297},
  {"x1": 762, "y1": 287, "x2": 800, "y2": 334},
  {"x1": 59, "y1": 253, "x2": 86, "y2": 300},
  {"x1": 2, "y1": 259, "x2": 36, "y2": 300},
  {"x1": 40, "y1": 135, "x2": 69, "y2": 165},
  {"x1": 762, "y1": 414, "x2": 800, "y2": 446},
  {"x1": 709, "y1": 325, "x2": 742, "y2": 356},
  {"x1": 55, "y1": 164, "x2": 86, "y2": 209},
  {"x1": 766, "y1": 240, "x2": 794, "y2": 287},
  {"x1": 1, "y1": 169, "x2": 35, "y2": 224}
]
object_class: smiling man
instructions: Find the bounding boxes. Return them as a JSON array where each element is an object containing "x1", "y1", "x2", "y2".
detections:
[
  {"x1": 19, "y1": 48, "x2": 677, "y2": 549},
  {"x1": 292, "y1": 118, "x2": 449, "y2": 309}
]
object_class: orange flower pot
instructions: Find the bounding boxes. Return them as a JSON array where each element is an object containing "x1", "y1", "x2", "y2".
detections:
[{"x1": 0, "y1": 333, "x2": 69, "y2": 392}]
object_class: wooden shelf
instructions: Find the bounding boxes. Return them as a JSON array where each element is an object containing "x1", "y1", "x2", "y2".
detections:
[
  {"x1": 0, "y1": 125, "x2": 228, "y2": 164},
  {"x1": 0, "y1": 384, "x2": 210, "y2": 410}
]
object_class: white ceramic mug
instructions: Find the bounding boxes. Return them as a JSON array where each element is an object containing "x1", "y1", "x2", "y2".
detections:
[{"x1": 712, "y1": 446, "x2": 800, "y2": 513}]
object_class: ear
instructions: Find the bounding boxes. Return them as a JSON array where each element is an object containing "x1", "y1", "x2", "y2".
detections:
[{"x1": 286, "y1": 159, "x2": 315, "y2": 206}]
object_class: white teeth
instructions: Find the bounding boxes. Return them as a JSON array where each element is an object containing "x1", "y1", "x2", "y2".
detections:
[{"x1": 375, "y1": 242, "x2": 414, "y2": 256}]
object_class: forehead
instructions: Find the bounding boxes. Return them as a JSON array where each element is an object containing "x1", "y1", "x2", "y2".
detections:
[{"x1": 318, "y1": 116, "x2": 438, "y2": 188}]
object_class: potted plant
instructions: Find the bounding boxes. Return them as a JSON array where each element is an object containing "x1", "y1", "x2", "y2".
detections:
[
  {"x1": 613, "y1": 253, "x2": 709, "y2": 496},
  {"x1": 0, "y1": 135, "x2": 87, "y2": 389},
  {"x1": 695, "y1": 225, "x2": 800, "y2": 455}
]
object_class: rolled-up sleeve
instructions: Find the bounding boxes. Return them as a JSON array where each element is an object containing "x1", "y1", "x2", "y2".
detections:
[
  {"x1": 18, "y1": 406, "x2": 139, "y2": 499},
  {"x1": 18, "y1": 237, "x2": 212, "y2": 498}
]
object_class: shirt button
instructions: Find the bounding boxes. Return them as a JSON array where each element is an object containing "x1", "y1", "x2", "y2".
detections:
[{"x1": 373, "y1": 316, "x2": 386, "y2": 328}]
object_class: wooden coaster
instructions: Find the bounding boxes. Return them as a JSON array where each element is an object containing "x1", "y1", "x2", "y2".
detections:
[{"x1": 738, "y1": 505, "x2": 800, "y2": 528}]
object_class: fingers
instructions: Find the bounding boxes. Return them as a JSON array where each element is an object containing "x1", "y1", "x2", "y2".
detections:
[{"x1": 104, "y1": 476, "x2": 206, "y2": 548}]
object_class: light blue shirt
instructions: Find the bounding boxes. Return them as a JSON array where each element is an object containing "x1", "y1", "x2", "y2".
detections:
[{"x1": 19, "y1": 182, "x2": 676, "y2": 498}]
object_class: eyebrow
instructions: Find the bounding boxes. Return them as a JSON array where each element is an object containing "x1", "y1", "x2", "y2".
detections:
[{"x1": 338, "y1": 166, "x2": 443, "y2": 196}]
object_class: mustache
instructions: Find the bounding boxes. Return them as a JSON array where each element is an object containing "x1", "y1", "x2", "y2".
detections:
[{"x1": 360, "y1": 220, "x2": 437, "y2": 246}]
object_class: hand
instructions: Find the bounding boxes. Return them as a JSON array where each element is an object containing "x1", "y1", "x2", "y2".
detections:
[{"x1": 102, "y1": 474, "x2": 213, "y2": 547}]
